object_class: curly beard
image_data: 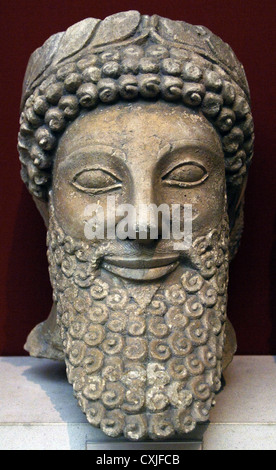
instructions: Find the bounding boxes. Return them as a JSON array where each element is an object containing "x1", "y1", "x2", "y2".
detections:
[{"x1": 47, "y1": 202, "x2": 229, "y2": 440}]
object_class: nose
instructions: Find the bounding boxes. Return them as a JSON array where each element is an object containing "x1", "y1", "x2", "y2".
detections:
[
  {"x1": 114, "y1": 167, "x2": 166, "y2": 245},
  {"x1": 131, "y1": 204, "x2": 159, "y2": 245},
  {"x1": 130, "y1": 179, "x2": 163, "y2": 245}
]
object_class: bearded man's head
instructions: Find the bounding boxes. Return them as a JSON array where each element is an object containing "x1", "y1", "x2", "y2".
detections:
[{"x1": 18, "y1": 12, "x2": 254, "y2": 440}]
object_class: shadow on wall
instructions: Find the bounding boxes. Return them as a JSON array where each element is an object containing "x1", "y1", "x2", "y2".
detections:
[
  {"x1": 1, "y1": 356, "x2": 209, "y2": 449},
  {"x1": 4, "y1": 186, "x2": 52, "y2": 355},
  {"x1": 0, "y1": 356, "x2": 89, "y2": 449}
]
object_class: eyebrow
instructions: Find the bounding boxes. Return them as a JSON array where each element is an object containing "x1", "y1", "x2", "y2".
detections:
[
  {"x1": 158, "y1": 139, "x2": 222, "y2": 161},
  {"x1": 67, "y1": 135, "x2": 100, "y2": 147},
  {"x1": 59, "y1": 142, "x2": 127, "y2": 162}
]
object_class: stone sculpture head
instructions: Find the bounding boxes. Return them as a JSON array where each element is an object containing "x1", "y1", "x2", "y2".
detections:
[{"x1": 18, "y1": 12, "x2": 254, "y2": 440}]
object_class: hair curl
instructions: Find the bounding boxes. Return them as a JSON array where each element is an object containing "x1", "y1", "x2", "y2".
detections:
[{"x1": 18, "y1": 41, "x2": 254, "y2": 257}]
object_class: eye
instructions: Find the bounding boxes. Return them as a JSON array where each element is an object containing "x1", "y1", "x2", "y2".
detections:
[
  {"x1": 72, "y1": 168, "x2": 122, "y2": 194},
  {"x1": 162, "y1": 162, "x2": 208, "y2": 187}
]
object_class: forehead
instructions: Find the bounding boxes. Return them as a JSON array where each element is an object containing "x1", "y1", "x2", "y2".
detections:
[{"x1": 55, "y1": 101, "x2": 222, "y2": 160}]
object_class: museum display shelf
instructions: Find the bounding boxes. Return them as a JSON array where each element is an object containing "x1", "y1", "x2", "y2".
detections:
[{"x1": 0, "y1": 355, "x2": 275, "y2": 450}]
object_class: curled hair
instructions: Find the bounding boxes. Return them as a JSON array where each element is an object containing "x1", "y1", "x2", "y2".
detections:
[
  {"x1": 18, "y1": 14, "x2": 254, "y2": 257},
  {"x1": 18, "y1": 44, "x2": 253, "y2": 200}
]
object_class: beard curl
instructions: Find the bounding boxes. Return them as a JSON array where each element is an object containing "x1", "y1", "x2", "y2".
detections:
[{"x1": 47, "y1": 203, "x2": 229, "y2": 440}]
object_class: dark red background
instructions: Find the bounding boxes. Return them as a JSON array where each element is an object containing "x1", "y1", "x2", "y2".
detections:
[{"x1": 1, "y1": 0, "x2": 276, "y2": 355}]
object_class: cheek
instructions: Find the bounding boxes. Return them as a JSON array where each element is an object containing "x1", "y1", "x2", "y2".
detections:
[
  {"x1": 52, "y1": 176, "x2": 131, "y2": 240},
  {"x1": 154, "y1": 170, "x2": 226, "y2": 235}
]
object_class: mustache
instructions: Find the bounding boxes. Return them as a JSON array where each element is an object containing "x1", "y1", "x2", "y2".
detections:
[
  {"x1": 72, "y1": 238, "x2": 195, "y2": 260},
  {"x1": 49, "y1": 198, "x2": 228, "y2": 267},
  {"x1": 72, "y1": 243, "x2": 198, "y2": 278}
]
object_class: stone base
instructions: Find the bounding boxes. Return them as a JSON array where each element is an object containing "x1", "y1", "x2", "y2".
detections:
[{"x1": 0, "y1": 356, "x2": 275, "y2": 450}]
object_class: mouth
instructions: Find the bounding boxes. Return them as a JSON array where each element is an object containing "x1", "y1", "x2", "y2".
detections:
[{"x1": 102, "y1": 254, "x2": 179, "y2": 281}]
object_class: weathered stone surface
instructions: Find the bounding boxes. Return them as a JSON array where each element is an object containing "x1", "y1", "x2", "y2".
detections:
[
  {"x1": 21, "y1": 32, "x2": 64, "y2": 109},
  {"x1": 18, "y1": 12, "x2": 253, "y2": 441},
  {"x1": 52, "y1": 18, "x2": 100, "y2": 65},
  {"x1": 90, "y1": 11, "x2": 140, "y2": 47}
]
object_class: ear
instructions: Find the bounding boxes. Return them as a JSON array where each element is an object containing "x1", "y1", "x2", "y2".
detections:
[{"x1": 32, "y1": 195, "x2": 49, "y2": 228}]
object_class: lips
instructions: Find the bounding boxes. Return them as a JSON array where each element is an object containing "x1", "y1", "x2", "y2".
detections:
[{"x1": 102, "y1": 254, "x2": 179, "y2": 280}]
